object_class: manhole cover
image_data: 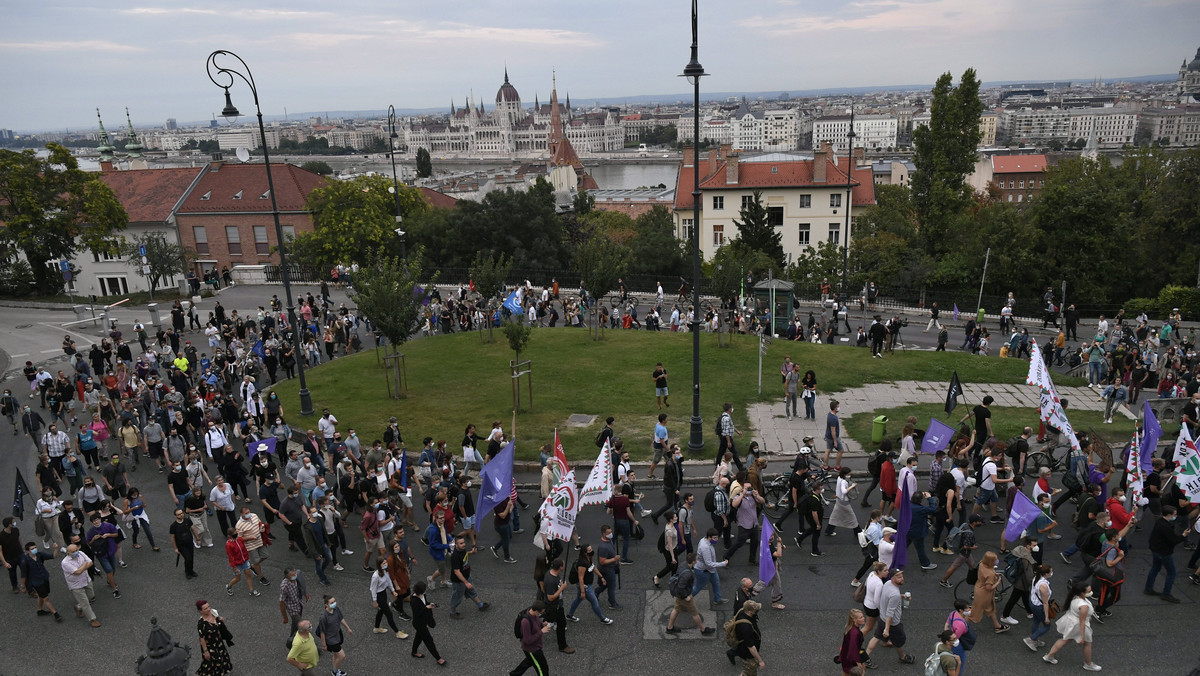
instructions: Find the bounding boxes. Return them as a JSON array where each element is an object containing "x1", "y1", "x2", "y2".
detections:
[
  {"x1": 15, "y1": 324, "x2": 32, "y2": 329},
  {"x1": 565, "y1": 414, "x2": 596, "y2": 427}
]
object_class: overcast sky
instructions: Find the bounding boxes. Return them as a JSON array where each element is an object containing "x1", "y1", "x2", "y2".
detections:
[{"x1": 2, "y1": 0, "x2": 1198, "y2": 132}]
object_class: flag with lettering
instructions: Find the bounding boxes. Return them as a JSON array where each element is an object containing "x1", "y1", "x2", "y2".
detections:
[
  {"x1": 551, "y1": 429, "x2": 568, "y2": 483},
  {"x1": 537, "y1": 470, "x2": 579, "y2": 543},
  {"x1": 1038, "y1": 386, "x2": 1080, "y2": 451},
  {"x1": 945, "y1": 372, "x2": 964, "y2": 417},
  {"x1": 1026, "y1": 340, "x2": 1052, "y2": 393},
  {"x1": 247, "y1": 436, "x2": 276, "y2": 458},
  {"x1": 921, "y1": 418, "x2": 955, "y2": 454},
  {"x1": 578, "y1": 442, "x2": 613, "y2": 507},
  {"x1": 474, "y1": 440, "x2": 515, "y2": 531},
  {"x1": 1173, "y1": 426, "x2": 1200, "y2": 503},
  {"x1": 1126, "y1": 429, "x2": 1148, "y2": 507},
  {"x1": 1139, "y1": 400, "x2": 1161, "y2": 473},
  {"x1": 12, "y1": 469, "x2": 30, "y2": 520},
  {"x1": 892, "y1": 479, "x2": 911, "y2": 571},
  {"x1": 758, "y1": 517, "x2": 777, "y2": 585},
  {"x1": 1004, "y1": 489, "x2": 1041, "y2": 543},
  {"x1": 503, "y1": 291, "x2": 522, "y2": 315}
]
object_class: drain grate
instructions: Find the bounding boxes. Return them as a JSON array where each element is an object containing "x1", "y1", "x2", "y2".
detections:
[{"x1": 15, "y1": 324, "x2": 32, "y2": 329}]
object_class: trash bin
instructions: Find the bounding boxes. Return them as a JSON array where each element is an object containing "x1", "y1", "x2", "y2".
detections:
[
  {"x1": 73, "y1": 305, "x2": 86, "y2": 322},
  {"x1": 147, "y1": 302, "x2": 161, "y2": 327},
  {"x1": 871, "y1": 415, "x2": 889, "y2": 443}
]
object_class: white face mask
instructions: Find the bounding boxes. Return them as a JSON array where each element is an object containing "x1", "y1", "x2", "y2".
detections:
[{"x1": 1031, "y1": 545, "x2": 1040, "y2": 553}]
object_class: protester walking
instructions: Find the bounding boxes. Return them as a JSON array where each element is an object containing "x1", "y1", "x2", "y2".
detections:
[
  {"x1": 1042, "y1": 581, "x2": 1101, "y2": 671},
  {"x1": 839, "y1": 608, "x2": 868, "y2": 675},
  {"x1": 410, "y1": 580, "x2": 446, "y2": 665},
  {"x1": 369, "y1": 559, "x2": 408, "y2": 639},
  {"x1": 315, "y1": 594, "x2": 353, "y2": 676},
  {"x1": 196, "y1": 599, "x2": 233, "y2": 676},
  {"x1": 725, "y1": 600, "x2": 765, "y2": 675},
  {"x1": 510, "y1": 600, "x2": 552, "y2": 676}
]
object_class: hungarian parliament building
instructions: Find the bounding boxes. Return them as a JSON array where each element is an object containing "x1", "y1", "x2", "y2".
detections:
[{"x1": 401, "y1": 71, "x2": 625, "y2": 156}]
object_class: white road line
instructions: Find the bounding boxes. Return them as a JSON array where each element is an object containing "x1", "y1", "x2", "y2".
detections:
[
  {"x1": 40, "y1": 349, "x2": 61, "y2": 354},
  {"x1": 37, "y1": 323, "x2": 97, "y2": 346},
  {"x1": 10, "y1": 353, "x2": 29, "y2": 358}
]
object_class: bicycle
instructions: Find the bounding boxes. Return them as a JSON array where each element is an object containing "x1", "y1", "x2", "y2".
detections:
[
  {"x1": 953, "y1": 570, "x2": 1010, "y2": 605},
  {"x1": 1022, "y1": 440, "x2": 1070, "y2": 478}
]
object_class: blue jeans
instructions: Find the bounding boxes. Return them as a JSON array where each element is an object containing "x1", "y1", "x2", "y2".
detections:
[
  {"x1": 494, "y1": 522, "x2": 512, "y2": 559},
  {"x1": 451, "y1": 581, "x2": 479, "y2": 611},
  {"x1": 952, "y1": 643, "x2": 967, "y2": 676},
  {"x1": 1145, "y1": 551, "x2": 1177, "y2": 596},
  {"x1": 691, "y1": 568, "x2": 723, "y2": 602},
  {"x1": 910, "y1": 536, "x2": 931, "y2": 567},
  {"x1": 613, "y1": 519, "x2": 632, "y2": 561},
  {"x1": 1088, "y1": 362, "x2": 1102, "y2": 385},
  {"x1": 596, "y1": 568, "x2": 618, "y2": 605},
  {"x1": 511, "y1": 505, "x2": 521, "y2": 532},
  {"x1": 567, "y1": 584, "x2": 605, "y2": 619},
  {"x1": 1030, "y1": 603, "x2": 1051, "y2": 641},
  {"x1": 314, "y1": 545, "x2": 331, "y2": 584},
  {"x1": 803, "y1": 395, "x2": 815, "y2": 420}
]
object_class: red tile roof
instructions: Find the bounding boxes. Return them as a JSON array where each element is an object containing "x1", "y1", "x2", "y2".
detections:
[
  {"x1": 675, "y1": 155, "x2": 875, "y2": 209},
  {"x1": 418, "y1": 187, "x2": 457, "y2": 209},
  {"x1": 177, "y1": 163, "x2": 327, "y2": 213},
  {"x1": 96, "y1": 167, "x2": 204, "y2": 223},
  {"x1": 992, "y1": 155, "x2": 1047, "y2": 174}
]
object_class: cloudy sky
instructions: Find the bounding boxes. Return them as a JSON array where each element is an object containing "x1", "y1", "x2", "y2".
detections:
[{"x1": 2, "y1": 0, "x2": 1197, "y2": 132}]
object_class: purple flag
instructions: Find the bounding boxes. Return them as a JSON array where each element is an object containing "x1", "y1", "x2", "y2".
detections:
[
  {"x1": 1004, "y1": 489, "x2": 1041, "y2": 543},
  {"x1": 921, "y1": 418, "x2": 955, "y2": 454},
  {"x1": 474, "y1": 440, "x2": 515, "y2": 532},
  {"x1": 953, "y1": 304, "x2": 960, "y2": 321},
  {"x1": 399, "y1": 450, "x2": 408, "y2": 489},
  {"x1": 758, "y1": 518, "x2": 777, "y2": 585},
  {"x1": 247, "y1": 436, "x2": 276, "y2": 458},
  {"x1": 892, "y1": 480, "x2": 911, "y2": 570},
  {"x1": 1140, "y1": 401, "x2": 1161, "y2": 473}
]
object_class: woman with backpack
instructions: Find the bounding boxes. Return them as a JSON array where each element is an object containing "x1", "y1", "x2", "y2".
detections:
[
  {"x1": 943, "y1": 599, "x2": 974, "y2": 673},
  {"x1": 1000, "y1": 536, "x2": 1037, "y2": 626},
  {"x1": 652, "y1": 511, "x2": 684, "y2": 588},
  {"x1": 564, "y1": 545, "x2": 612, "y2": 625}
]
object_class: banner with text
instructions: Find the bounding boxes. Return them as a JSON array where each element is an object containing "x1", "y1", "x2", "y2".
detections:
[{"x1": 579, "y1": 442, "x2": 614, "y2": 507}]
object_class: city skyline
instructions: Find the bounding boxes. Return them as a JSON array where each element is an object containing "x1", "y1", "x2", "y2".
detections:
[{"x1": 2, "y1": 0, "x2": 1198, "y2": 131}]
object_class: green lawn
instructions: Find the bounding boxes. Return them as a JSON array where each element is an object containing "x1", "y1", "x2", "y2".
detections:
[
  {"x1": 271, "y1": 328, "x2": 1071, "y2": 462},
  {"x1": 844, "y1": 403, "x2": 1137, "y2": 451}
]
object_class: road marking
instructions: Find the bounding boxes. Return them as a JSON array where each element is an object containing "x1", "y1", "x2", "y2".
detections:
[
  {"x1": 10, "y1": 353, "x2": 29, "y2": 358},
  {"x1": 40, "y1": 349, "x2": 61, "y2": 354},
  {"x1": 38, "y1": 323, "x2": 96, "y2": 346}
]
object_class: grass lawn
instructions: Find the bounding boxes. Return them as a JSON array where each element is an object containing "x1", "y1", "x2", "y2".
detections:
[
  {"x1": 844, "y1": 403, "x2": 1137, "y2": 451},
  {"x1": 272, "y1": 327, "x2": 1072, "y2": 462}
]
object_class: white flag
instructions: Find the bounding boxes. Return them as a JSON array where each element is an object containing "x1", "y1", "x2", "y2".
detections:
[
  {"x1": 579, "y1": 442, "x2": 613, "y2": 508},
  {"x1": 1026, "y1": 340, "x2": 1053, "y2": 392},
  {"x1": 1173, "y1": 426, "x2": 1200, "y2": 503},
  {"x1": 536, "y1": 470, "x2": 579, "y2": 543},
  {"x1": 1126, "y1": 430, "x2": 1148, "y2": 507}
]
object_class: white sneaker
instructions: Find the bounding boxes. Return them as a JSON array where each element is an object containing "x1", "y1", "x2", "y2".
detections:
[
  {"x1": 850, "y1": 579, "x2": 861, "y2": 588},
  {"x1": 333, "y1": 564, "x2": 344, "y2": 571},
  {"x1": 1023, "y1": 637, "x2": 1038, "y2": 652},
  {"x1": 1001, "y1": 616, "x2": 1019, "y2": 625},
  {"x1": 342, "y1": 549, "x2": 354, "y2": 555},
  {"x1": 641, "y1": 510, "x2": 652, "y2": 517},
  {"x1": 1082, "y1": 664, "x2": 1102, "y2": 672}
]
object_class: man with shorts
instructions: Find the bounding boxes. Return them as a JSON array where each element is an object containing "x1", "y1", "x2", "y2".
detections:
[
  {"x1": 652, "y1": 362, "x2": 669, "y2": 410},
  {"x1": 648, "y1": 413, "x2": 669, "y2": 481},
  {"x1": 865, "y1": 569, "x2": 913, "y2": 664},
  {"x1": 360, "y1": 497, "x2": 385, "y2": 571},
  {"x1": 236, "y1": 505, "x2": 270, "y2": 585},
  {"x1": 939, "y1": 514, "x2": 983, "y2": 588},
  {"x1": 972, "y1": 447, "x2": 1013, "y2": 524},
  {"x1": 823, "y1": 400, "x2": 845, "y2": 469},
  {"x1": 224, "y1": 526, "x2": 261, "y2": 597},
  {"x1": 717, "y1": 402, "x2": 744, "y2": 472},
  {"x1": 143, "y1": 417, "x2": 166, "y2": 472},
  {"x1": 454, "y1": 475, "x2": 476, "y2": 547},
  {"x1": 19, "y1": 541, "x2": 63, "y2": 622},
  {"x1": 665, "y1": 552, "x2": 716, "y2": 635},
  {"x1": 85, "y1": 514, "x2": 121, "y2": 598},
  {"x1": 448, "y1": 533, "x2": 490, "y2": 618}
]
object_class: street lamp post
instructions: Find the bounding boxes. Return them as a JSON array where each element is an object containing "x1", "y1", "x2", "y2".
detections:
[
  {"x1": 681, "y1": 0, "x2": 706, "y2": 457},
  {"x1": 386, "y1": 105, "x2": 407, "y2": 260},
  {"x1": 840, "y1": 106, "x2": 856, "y2": 313},
  {"x1": 206, "y1": 50, "x2": 314, "y2": 416},
  {"x1": 135, "y1": 617, "x2": 190, "y2": 675}
]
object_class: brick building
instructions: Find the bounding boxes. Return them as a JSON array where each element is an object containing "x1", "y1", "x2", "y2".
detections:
[{"x1": 990, "y1": 154, "x2": 1047, "y2": 204}]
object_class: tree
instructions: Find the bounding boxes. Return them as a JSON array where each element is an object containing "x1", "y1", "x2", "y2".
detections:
[
  {"x1": 574, "y1": 233, "x2": 629, "y2": 339},
  {"x1": 628, "y1": 205, "x2": 688, "y2": 276},
  {"x1": 121, "y1": 232, "x2": 193, "y2": 298},
  {"x1": 0, "y1": 143, "x2": 128, "y2": 294},
  {"x1": 731, "y1": 190, "x2": 785, "y2": 269},
  {"x1": 706, "y1": 240, "x2": 775, "y2": 304},
  {"x1": 910, "y1": 69, "x2": 983, "y2": 258},
  {"x1": 300, "y1": 161, "x2": 333, "y2": 176},
  {"x1": 469, "y1": 251, "x2": 513, "y2": 306},
  {"x1": 572, "y1": 190, "x2": 595, "y2": 215},
  {"x1": 415, "y1": 148, "x2": 432, "y2": 178},
  {"x1": 502, "y1": 321, "x2": 532, "y2": 364},
  {"x1": 290, "y1": 174, "x2": 427, "y2": 272},
  {"x1": 789, "y1": 240, "x2": 844, "y2": 290},
  {"x1": 351, "y1": 248, "x2": 438, "y2": 398}
]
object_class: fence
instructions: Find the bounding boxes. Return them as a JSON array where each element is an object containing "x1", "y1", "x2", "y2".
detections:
[{"x1": 263, "y1": 264, "x2": 322, "y2": 284}]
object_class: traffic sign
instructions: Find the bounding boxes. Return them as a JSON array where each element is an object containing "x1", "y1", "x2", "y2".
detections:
[
  {"x1": 59, "y1": 260, "x2": 69, "y2": 271},
  {"x1": 138, "y1": 245, "x2": 146, "y2": 256},
  {"x1": 142, "y1": 265, "x2": 151, "y2": 274},
  {"x1": 62, "y1": 271, "x2": 72, "y2": 282}
]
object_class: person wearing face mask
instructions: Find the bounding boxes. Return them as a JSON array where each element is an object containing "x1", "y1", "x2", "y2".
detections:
[
  {"x1": 1144, "y1": 505, "x2": 1191, "y2": 603},
  {"x1": 315, "y1": 594, "x2": 353, "y2": 676},
  {"x1": 1024, "y1": 564, "x2": 1055, "y2": 651},
  {"x1": 1000, "y1": 536, "x2": 1038, "y2": 626},
  {"x1": 168, "y1": 461, "x2": 191, "y2": 512},
  {"x1": 21, "y1": 405, "x2": 47, "y2": 448},
  {"x1": 0, "y1": 388, "x2": 18, "y2": 435},
  {"x1": 278, "y1": 567, "x2": 309, "y2": 649},
  {"x1": 169, "y1": 509, "x2": 199, "y2": 579},
  {"x1": 930, "y1": 629, "x2": 962, "y2": 676},
  {"x1": 362, "y1": 497, "x2": 386, "y2": 572},
  {"x1": 35, "y1": 488, "x2": 64, "y2": 550},
  {"x1": 1042, "y1": 581, "x2": 1101, "y2": 670},
  {"x1": 252, "y1": 450, "x2": 279, "y2": 488},
  {"x1": 369, "y1": 559, "x2": 408, "y2": 639},
  {"x1": 296, "y1": 457, "x2": 320, "y2": 508},
  {"x1": 235, "y1": 505, "x2": 269, "y2": 586},
  {"x1": 19, "y1": 541, "x2": 62, "y2": 621},
  {"x1": 60, "y1": 543, "x2": 98, "y2": 626},
  {"x1": 271, "y1": 417, "x2": 291, "y2": 455},
  {"x1": 387, "y1": 527, "x2": 417, "y2": 620},
  {"x1": 278, "y1": 487, "x2": 307, "y2": 554}
]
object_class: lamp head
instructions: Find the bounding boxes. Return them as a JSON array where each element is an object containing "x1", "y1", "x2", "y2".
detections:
[
  {"x1": 682, "y1": 59, "x2": 706, "y2": 86},
  {"x1": 221, "y1": 88, "x2": 241, "y2": 120}
]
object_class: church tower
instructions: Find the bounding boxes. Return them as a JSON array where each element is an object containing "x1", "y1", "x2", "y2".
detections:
[
  {"x1": 124, "y1": 107, "x2": 148, "y2": 170},
  {"x1": 95, "y1": 108, "x2": 115, "y2": 163}
]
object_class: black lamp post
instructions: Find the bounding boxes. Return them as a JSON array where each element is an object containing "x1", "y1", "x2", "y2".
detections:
[
  {"x1": 135, "y1": 617, "x2": 190, "y2": 675},
  {"x1": 206, "y1": 50, "x2": 313, "y2": 416},
  {"x1": 386, "y1": 105, "x2": 407, "y2": 260},
  {"x1": 840, "y1": 106, "x2": 856, "y2": 309},
  {"x1": 681, "y1": 0, "x2": 706, "y2": 457}
]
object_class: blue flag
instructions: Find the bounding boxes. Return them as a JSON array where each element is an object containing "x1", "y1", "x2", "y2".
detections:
[
  {"x1": 758, "y1": 517, "x2": 777, "y2": 586},
  {"x1": 1140, "y1": 400, "x2": 1161, "y2": 473},
  {"x1": 921, "y1": 418, "x2": 955, "y2": 454},
  {"x1": 1004, "y1": 490, "x2": 1041, "y2": 543},
  {"x1": 247, "y1": 436, "x2": 277, "y2": 458},
  {"x1": 953, "y1": 304, "x2": 960, "y2": 321},
  {"x1": 892, "y1": 479, "x2": 911, "y2": 571},
  {"x1": 475, "y1": 440, "x2": 515, "y2": 531},
  {"x1": 503, "y1": 291, "x2": 521, "y2": 314},
  {"x1": 251, "y1": 340, "x2": 265, "y2": 360},
  {"x1": 399, "y1": 450, "x2": 408, "y2": 489}
]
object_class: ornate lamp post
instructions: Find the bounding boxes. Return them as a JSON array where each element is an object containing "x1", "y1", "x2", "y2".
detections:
[
  {"x1": 840, "y1": 106, "x2": 856, "y2": 309},
  {"x1": 386, "y1": 105, "x2": 407, "y2": 260},
  {"x1": 135, "y1": 617, "x2": 190, "y2": 675},
  {"x1": 681, "y1": 0, "x2": 707, "y2": 457},
  {"x1": 206, "y1": 50, "x2": 313, "y2": 416}
]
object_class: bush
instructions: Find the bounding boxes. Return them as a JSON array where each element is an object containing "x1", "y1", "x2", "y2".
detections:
[
  {"x1": 1122, "y1": 297, "x2": 1158, "y2": 316},
  {"x1": 1157, "y1": 285, "x2": 1200, "y2": 319},
  {"x1": 0, "y1": 258, "x2": 36, "y2": 297}
]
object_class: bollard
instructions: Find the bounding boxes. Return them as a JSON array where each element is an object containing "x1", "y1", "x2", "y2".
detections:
[
  {"x1": 73, "y1": 305, "x2": 86, "y2": 322},
  {"x1": 147, "y1": 302, "x2": 161, "y2": 327}
]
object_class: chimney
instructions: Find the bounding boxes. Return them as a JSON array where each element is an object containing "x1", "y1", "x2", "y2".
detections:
[
  {"x1": 684, "y1": 145, "x2": 697, "y2": 168},
  {"x1": 726, "y1": 153, "x2": 739, "y2": 185},
  {"x1": 719, "y1": 143, "x2": 732, "y2": 163},
  {"x1": 99, "y1": 161, "x2": 114, "y2": 172},
  {"x1": 853, "y1": 147, "x2": 865, "y2": 163},
  {"x1": 209, "y1": 151, "x2": 223, "y2": 172},
  {"x1": 813, "y1": 144, "x2": 828, "y2": 183},
  {"x1": 707, "y1": 148, "x2": 718, "y2": 168}
]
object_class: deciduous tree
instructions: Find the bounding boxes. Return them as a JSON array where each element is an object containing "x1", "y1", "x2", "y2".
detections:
[
  {"x1": 731, "y1": 190, "x2": 786, "y2": 269},
  {"x1": 121, "y1": 231, "x2": 194, "y2": 297},
  {"x1": 415, "y1": 148, "x2": 432, "y2": 178}
]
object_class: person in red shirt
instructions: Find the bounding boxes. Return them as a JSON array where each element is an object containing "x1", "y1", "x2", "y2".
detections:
[
  {"x1": 223, "y1": 528, "x2": 260, "y2": 597},
  {"x1": 878, "y1": 454, "x2": 898, "y2": 523},
  {"x1": 432, "y1": 491, "x2": 456, "y2": 534},
  {"x1": 1105, "y1": 485, "x2": 1138, "y2": 549}
]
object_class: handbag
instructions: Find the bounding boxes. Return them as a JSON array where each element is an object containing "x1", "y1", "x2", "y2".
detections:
[
  {"x1": 852, "y1": 581, "x2": 868, "y2": 604},
  {"x1": 1088, "y1": 548, "x2": 1124, "y2": 583},
  {"x1": 1047, "y1": 599, "x2": 1060, "y2": 620},
  {"x1": 34, "y1": 516, "x2": 46, "y2": 538}
]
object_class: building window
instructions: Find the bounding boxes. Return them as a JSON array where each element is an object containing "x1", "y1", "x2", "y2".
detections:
[
  {"x1": 741, "y1": 195, "x2": 753, "y2": 210},
  {"x1": 681, "y1": 218, "x2": 694, "y2": 242},
  {"x1": 1009, "y1": 179, "x2": 1015, "y2": 189},
  {"x1": 830, "y1": 193, "x2": 842, "y2": 208},
  {"x1": 92, "y1": 239, "x2": 122, "y2": 262},
  {"x1": 799, "y1": 194, "x2": 811, "y2": 208},
  {"x1": 254, "y1": 226, "x2": 270, "y2": 255},
  {"x1": 767, "y1": 206, "x2": 784, "y2": 228},
  {"x1": 798, "y1": 223, "x2": 810, "y2": 246},
  {"x1": 97, "y1": 276, "x2": 128, "y2": 296},
  {"x1": 712, "y1": 195, "x2": 724, "y2": 210},
  {"x1": 1019, "y1": 179, "x2": 1025, "y2": 189},
  {"x1": 713, "y1": 223, "x2": 725, "y2": 247},
  {"x1": 226, "y1": 226, "x2": 242, "y2": 255},
  {"x1": 193, "y1": 226, "x2": 209, "y2": 255},
  {"x1": 828, "y1": 223, "x2": 840, "y2": 245},
  {"x1": 281, "y1": 225, "x2": 296, "y2": 242},
  {"x1": 1007, "y1": 194, "x2": 1014, "y2": 202},
  {"x1": 1017, "y1": 194, "x2": 1024, "y2": 203}
]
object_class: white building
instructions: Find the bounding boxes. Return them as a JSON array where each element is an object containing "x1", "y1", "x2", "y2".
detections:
[
  {"x1": 812, "y1": 114, "x2": 898, "y2": 151},
  {"x1": 1067, "y1": 107, "x2": 1139, "y2": 148},
  {"x1": 678, "y1": 105, "x2": 802, "y2": 151}
]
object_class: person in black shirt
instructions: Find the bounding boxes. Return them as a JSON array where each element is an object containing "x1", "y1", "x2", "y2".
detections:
[
  {"x1": 795, "y1": 483, "x2": 826, "y2": 556},
  {"x1": 772, "y1": 462, "x2": 809, "y2": 533},
  {"x1": 1145, "y1": 506, "x2": 1191, "y2": 603},
  {"x1": 448, "y1": 533, "x2": 489, "y2": 617},
  {"x1": 726, "y1": 600, "x2": 765, "y2": 672},
  {"x1": 169, "y1": 508, "x2": 198, "y2": 578}
]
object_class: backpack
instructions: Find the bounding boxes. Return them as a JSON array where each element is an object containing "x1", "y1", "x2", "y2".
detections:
[
  {"x1": 513, "y1": 610, "x2": 531, "y2": 639},
  {"x1": 949, "y1": 614, "x2": 977, "y2": 650},
  {"x1": 867, "y1": 451, "x2": 884, "y2": 477},
  {"x1": 723, "y1": 617, "x2": 752, "y2": 648},
  {"x1": 1005, "y1": 436, "x2": 1023, "y2": 461},
  {"x1": 568, "y1": 565, "x2": 579, "y2": 585},
  {"x1": 594, "y1": 429, "x2": 606, "y2": 448},
  {"x1": 714, "y1": 414, "x2": 724, "y2": 437},
  {"x1": 1001, "y1": 552, "x2": 1023, "y2": 585},
  {"x1": 703, "y1": 487, "x2": 717, "y2": 514},
  {"x1": 924, "y1": 646, "x2": 954, "y2": 676},
  {"x1": 945, "y1": 524, "x2": 969, "y2": 554},
  {"x1": 657, "y1": 531, "x2": 667, "y2": 553}
]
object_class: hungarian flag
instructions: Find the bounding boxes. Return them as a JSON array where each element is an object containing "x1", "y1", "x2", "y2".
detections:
[
  {"x1": 551, "y1": 429, "x2": 569, "y2": 483},
  {"x1": 945, "y1": 372, "x2": 964, "y2": 417}
]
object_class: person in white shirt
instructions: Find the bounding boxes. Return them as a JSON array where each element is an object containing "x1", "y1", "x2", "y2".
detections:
[
  {"x1": 204, "y1": 423, "x2": 229, "y2": 467},
  {"x1": 318, "y1": 410, "x2": 338, "y2": 452},
  {"x1": 208, "y1": 477, "x2": 237, "y2": 535},
  {"x1": 878, "y1": 527, "x2": 897, "y2": 569},
  {"x1": 36, "y1": 490, "x2": 64, "y2": 549},
  {"x1": 61, "y1": 544, "x2": 100, "y2": 626}
]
